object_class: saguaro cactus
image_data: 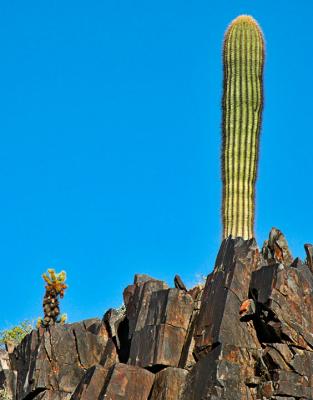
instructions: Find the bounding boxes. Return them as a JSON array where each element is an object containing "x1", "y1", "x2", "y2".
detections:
[{"x1": 222, "y1": 15, "x2": 265, "y2": 239}]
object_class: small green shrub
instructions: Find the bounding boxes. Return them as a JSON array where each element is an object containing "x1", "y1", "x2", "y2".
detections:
[{"x1": 0, "y1": 320, "x2": 33, "y2": 350}]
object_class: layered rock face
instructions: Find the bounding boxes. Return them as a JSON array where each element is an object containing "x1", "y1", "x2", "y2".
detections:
[{"x1": 1, "y1": 228, "x2": 313, "y2": 400}]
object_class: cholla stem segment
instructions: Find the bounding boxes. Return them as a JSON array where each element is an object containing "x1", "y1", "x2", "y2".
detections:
[
  {"x1": 37, "y1": 269, "x2": 67, "y2": 328},
  {"x1": 222, "y1": 15, "x2": 265, "y2": 239}
]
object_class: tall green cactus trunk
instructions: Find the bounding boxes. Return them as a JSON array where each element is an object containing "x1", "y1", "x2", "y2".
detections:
[{"x1": 222, "y1": 15, "x2": 265, "y2": 240}]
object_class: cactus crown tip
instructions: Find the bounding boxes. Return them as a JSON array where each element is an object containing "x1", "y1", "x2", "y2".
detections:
[
  {"x1": 232, "y1": 15, "x2": 258, "y2": 25},
  {"x1": 224, "y1": 15, "x2": 264, "y2": 44},
  {"x1": 228, "y1": 15, "x2": 263, "y2": 33}
]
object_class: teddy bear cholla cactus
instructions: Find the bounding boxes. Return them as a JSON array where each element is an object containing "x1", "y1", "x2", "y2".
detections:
[{"x1": 37, "y1": 269, "x2": 67, "y2": 328}]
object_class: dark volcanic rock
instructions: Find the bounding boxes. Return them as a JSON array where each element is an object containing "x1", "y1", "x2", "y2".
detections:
[
  {"x1": 194, "y1": 237, "x2": 260, "y2": 357},
  {"x1": 4, "y1": 228, "x2": 313, "y2": 399},
  {"x1": 262, "y1": 227, "x2": 294, "y2": 266},
  {"x1": 183, "y1": 233, "x2": 313, "y2": 399},
  {"x1": 304, "y1": 243, "x2": 313, "y2": 273},
  {"x1": 100, "y1": 363, "x2": 154, "y2": 399},
  {"x1": 10, "y1": 319, "x2": 109, "y2": 400},
  {"x1": 178, "y1": 283, "x2": 204, "y2": 370},
  {"x1": 174, "y1": 274, "x2": 187, "y2": 291},
  {"x1": 71, "y1": 362, "x2": 155, "y2": 400},
  {"x1": 70, "y1": 365, "x2": 109, "y2": 400},
  {"x1": 125, "y1": 278, "x2": 194, "y2": 368},
  {"x1": 181, "y1": 344, "x2": 260, "y2": 400},
  {"x1": 250, "y1": 262, "x2": 313, "y2": 349},
  {"x1": 124, "y1": 278, "x2": 169, "y2": 335},
  {"x1": 149, "y1": 367, "x2": 188, "y2": 400},
  {"x1": 128, "y1": 288, "x2": 194, "y2": 368}
]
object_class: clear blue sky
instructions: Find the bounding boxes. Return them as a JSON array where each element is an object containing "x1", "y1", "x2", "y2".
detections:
[{"x1": 1, "y1": 1, "x2": 312, "y2": 330}]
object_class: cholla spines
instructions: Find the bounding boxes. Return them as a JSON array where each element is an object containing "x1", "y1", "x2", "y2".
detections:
[
  {"x1": 222, "y1": 15, "x2": 265, "y2": 239},
  {"x1": 37, "y1": 269, "x2": 68, "y2": 328}
]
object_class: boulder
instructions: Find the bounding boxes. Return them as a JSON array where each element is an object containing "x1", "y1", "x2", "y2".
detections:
[
  {"x1": 100, "y1": 363, "x2": 154, "y2": 399},
  {"x1": 149, "y1": 367, "x2": 188, "y2": 400},
  {"x1": 261, "y1": 227, "x2": 293, "y2": 266},
  {"x1": 194, "y1": 237, "x2": 261, "y2": 358},
  {"x1": 70, "y1": 365, "x2": 109, "y2": 400},
  {"x1": 250, "y1": 260, "x2": 313, "y2": 349},
  {"x1": 181, "y1": 344, "x2": 260, "y2": 400},
  {"x1": 127, "y1": 284, "x2": 194, "y2": 368},
  {"x1": 10, "y1": 319, "x2": 109, "y2": 399}
]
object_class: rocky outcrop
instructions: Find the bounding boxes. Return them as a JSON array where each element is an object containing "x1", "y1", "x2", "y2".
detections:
[
  {"x1": 1, "y1": 228, "x2": 313, "y2": 399},
  {"x1": 0, "y1": 349, "x2": 16, "y2": 399},
  {"x1": 125, "y1": 279, "x2": 194, "y2": 369},
  {"x1": 8, "y1": 319, "x2": 111, "y2": 399}
]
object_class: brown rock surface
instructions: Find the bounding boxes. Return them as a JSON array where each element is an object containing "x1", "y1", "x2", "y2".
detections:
[
  {"x1": 180, "y1": 344, "x2": 260, "y2": 400},
  {"x1": 250, "y1": 260, "x2": 313, "y2": 349},
  {"x1": 194, "y1": 237, "x2": 261, "y2": 358},
  {"x1": 101, "y1": 363, "x2": 154, "y2": 399},
  {"x1": 2, "y1": 228, "x2": 313, "y2": 399},
  {"x1": 262, "y1": 227, "x2": 294, "y2": 266},
  {"x1": 70, "y1": 365, "x2": 109, "y2": 400},
  {"x1": 181, "y1": 233, "x2": 313, "y2": 399},
  {"x1": 149, "y1": 367, "x2": 188, "y2": 400},
  {"x1": 9, "y1": 319, "x2": 109, "y2": 399},
  {"x1": 126, "y1": 279, "x2": 194, "y2": 368}
]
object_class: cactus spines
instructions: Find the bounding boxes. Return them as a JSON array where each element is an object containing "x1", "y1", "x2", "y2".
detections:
[
  {"x1": 222, "y1": 15, "x2": 265, "y2": 239},
  {"x1": 38, "y1": 269, "x2": 68, "y2": 328}
]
